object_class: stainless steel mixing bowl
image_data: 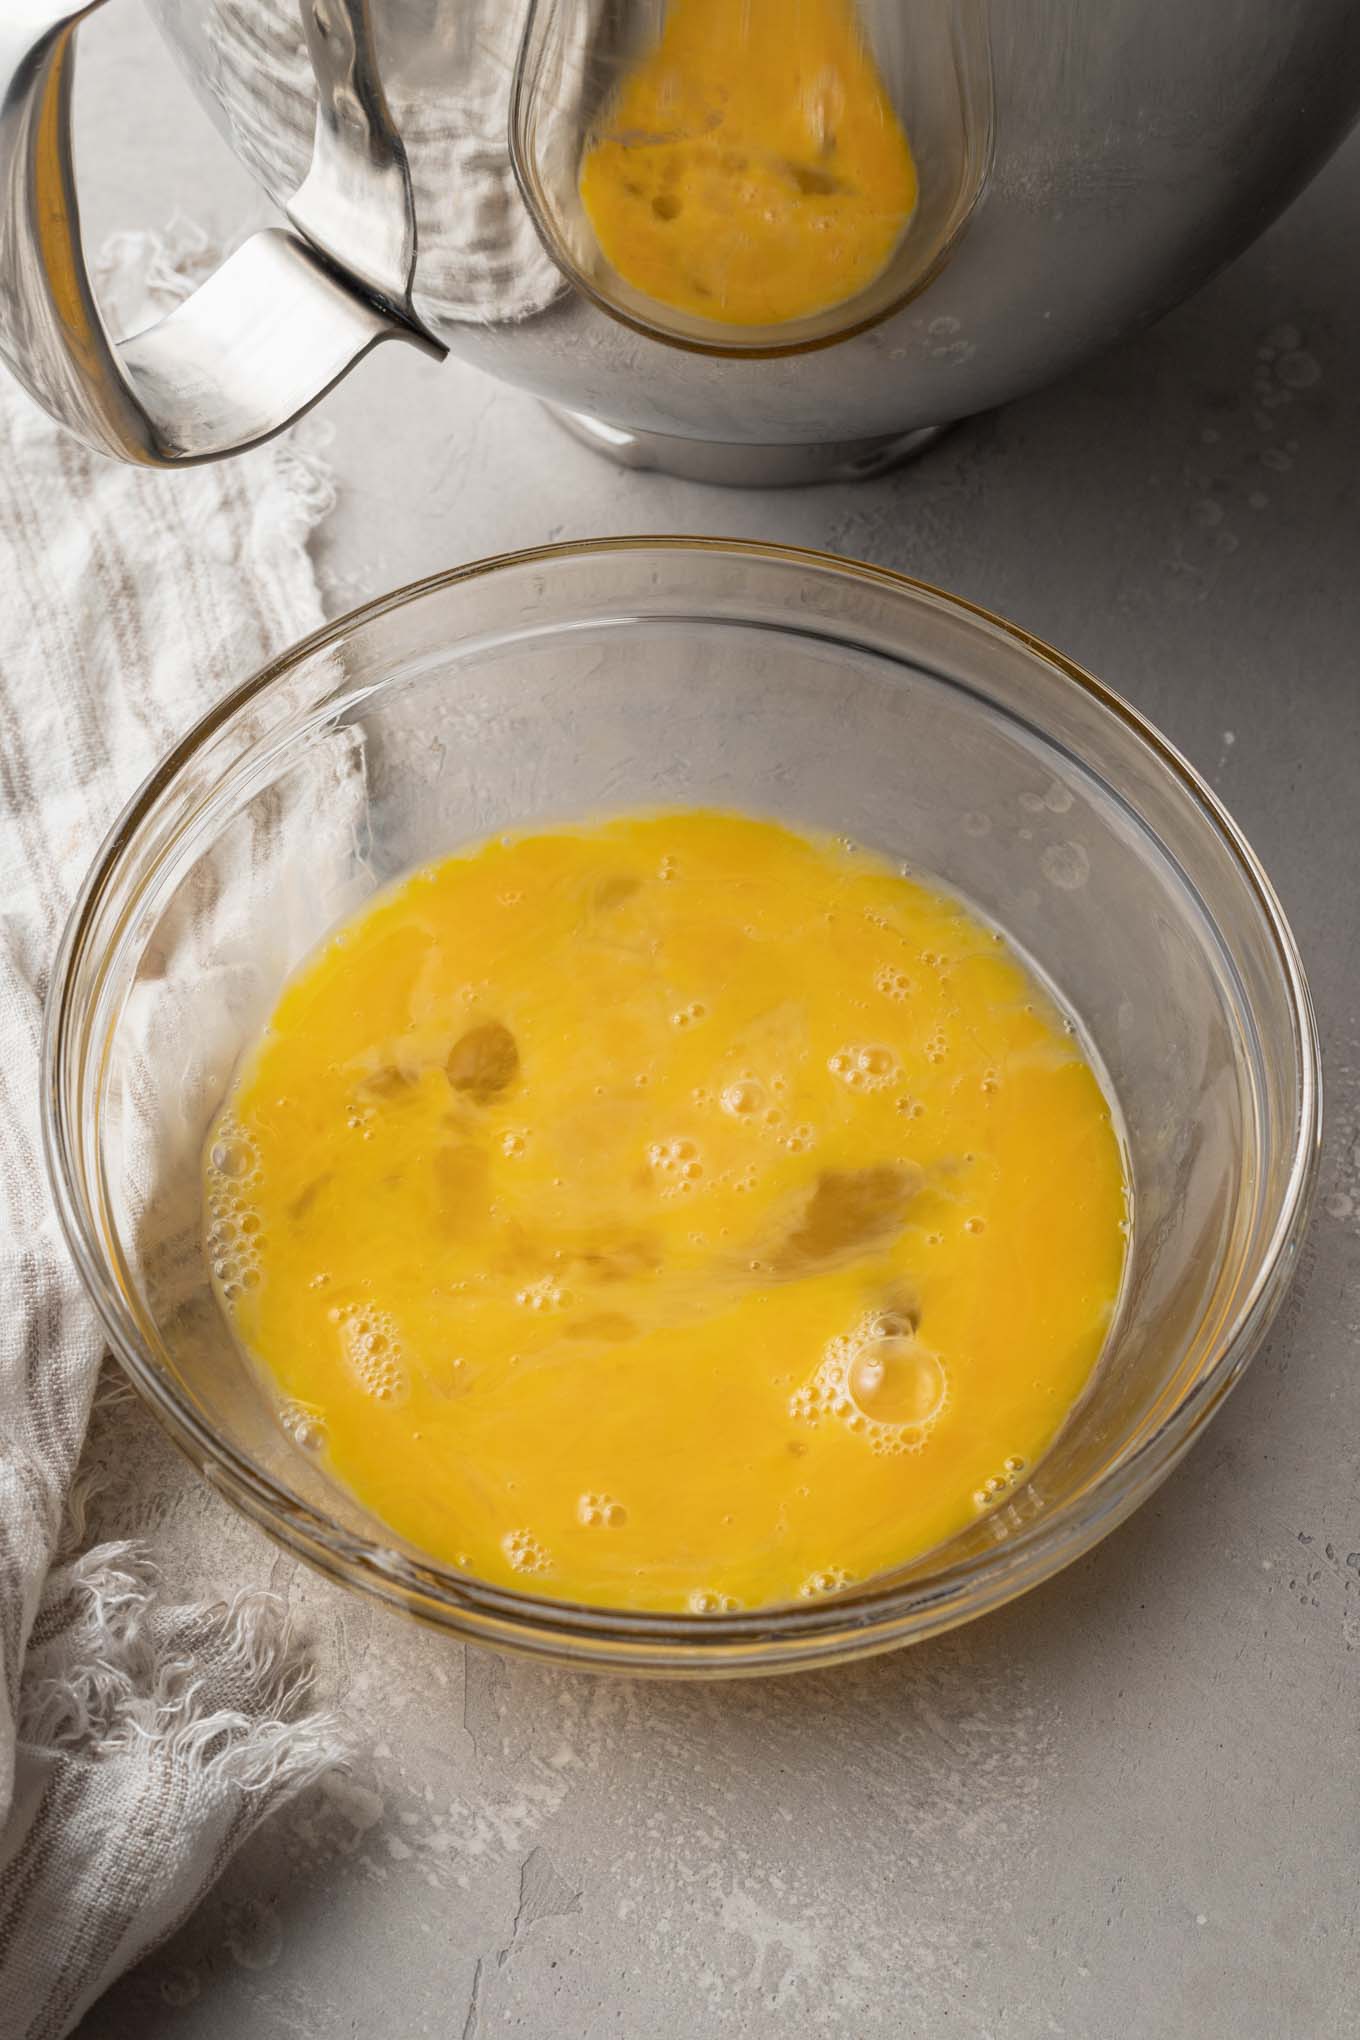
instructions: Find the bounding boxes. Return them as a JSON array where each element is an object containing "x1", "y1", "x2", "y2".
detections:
[{"x1": 2, "y1": 3, "x2": 1358, "y2": 478}]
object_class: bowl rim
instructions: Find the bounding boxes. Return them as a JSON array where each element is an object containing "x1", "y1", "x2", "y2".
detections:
[{"x1": 42, "y1": 535, "x2": 1323, "y2": 1672}]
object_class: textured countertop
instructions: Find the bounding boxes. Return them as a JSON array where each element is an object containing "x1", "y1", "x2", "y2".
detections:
[{"x1": 68, "y1": 11, "x2": 1358, "y2": 2036}]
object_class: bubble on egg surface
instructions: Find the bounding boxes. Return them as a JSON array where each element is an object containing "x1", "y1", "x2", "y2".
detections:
[
  {"x1": 648, "y1": 1135, "x2": 698, "y2": 1167},
  {"x1": 874, "y1": 965, "x2": 913, "y2": 1002},
  {"x1": 205, "y1": 1122, "x2": 266, "y2": 1301},
  {"x1": 828, "y1": 1044, "x2": 898, "y2": 1093},
  {"x1": 721, "y1": 1077, "x2": 765, "y2": 1120},
  {"x1": 798, "y1": 1567, "x2": 853, "y2": 1599},
  {"x1": 687, "y1": 1588, "x2": 739, "y2": 1613},
  {"x1": 972, "y1": 1454, "x2": 1029, "y2": 1510},
  {"x1": 209, "y1": 1129, "x2": 256, "y2": 1182},
  {"x1": 279, "y1": 1400, "x2": 327, "y2": 1453},
  {"x1": 515, "y1": 1277, "x2": 570, "y2": 1312},
  {"x1": 578, "y1": 1492, "x2": 628, "y2": 1528},
  {"x1": 503, "y1": 1529, "x2": 551, "y2": 1574},
  {"x1": 790, "y1": 1310, "x2": 948, "y2": 1455},
  {"x1": 646, "y1": 1135, "x2": 705, "y2": 1195},
  {"x1": 332, "y1": 1303, "x2": 407, "y2": 1402},
  {"x1": 847, "y1": 1336, "x2": 946, "y2": 1428}
]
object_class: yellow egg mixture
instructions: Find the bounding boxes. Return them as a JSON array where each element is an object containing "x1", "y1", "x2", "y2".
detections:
[
  {"x1": 206, "y1": 812, "x2": 1127, "y2": 1613},
  {"x1": 578, "y1": 0, "x2": 917, "y2": 327}
]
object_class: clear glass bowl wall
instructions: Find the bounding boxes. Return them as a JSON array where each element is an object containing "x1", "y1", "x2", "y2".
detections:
[{"x1": 46, "y1": 541, "x2": 1319, "y2": 1675}]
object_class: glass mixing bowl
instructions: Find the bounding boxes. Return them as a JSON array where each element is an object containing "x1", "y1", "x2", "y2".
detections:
[{"x1": 45, "y1": 539, "x2": 1320, "y2": 1676}]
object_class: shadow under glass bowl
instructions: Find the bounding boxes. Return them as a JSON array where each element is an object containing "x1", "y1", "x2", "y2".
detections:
[{"x1": 44, "y1": 539, "x2": 1320, "y2": 1677}]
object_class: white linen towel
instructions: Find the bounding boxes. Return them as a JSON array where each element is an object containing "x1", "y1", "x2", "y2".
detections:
[{"x1": 0, "y1": 226, "x2": 348, "y2": 2039}]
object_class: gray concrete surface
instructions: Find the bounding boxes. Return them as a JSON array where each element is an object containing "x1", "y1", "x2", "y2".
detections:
[{"x1": 63, "y1": 8, "x2": 1359, "y2": 2036}]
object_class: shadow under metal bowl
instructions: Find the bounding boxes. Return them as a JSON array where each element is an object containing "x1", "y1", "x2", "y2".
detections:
[{"x1": 44, "y1": 539, "x2": 1320, "y2": 1676}]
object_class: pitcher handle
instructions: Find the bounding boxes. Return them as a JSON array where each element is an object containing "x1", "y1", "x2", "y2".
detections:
[{"x1": 0, "y1": 1, "x2": 443, "y2": 466}]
